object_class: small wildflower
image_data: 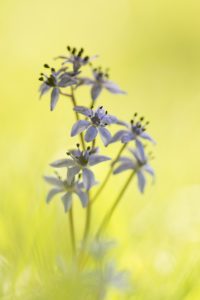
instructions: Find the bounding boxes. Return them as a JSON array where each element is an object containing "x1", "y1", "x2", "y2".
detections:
[
  {"x1": 110, "y1": 114, "x2": 155, "y2": 151},
  {"x1": 50, "y1": 145, "x2": 111, "y2": 190},
  {"x1": 56, "y1": 46, "x2": 97, "y2": 72},
  {"x1": 39, "y1": 65, "x2": 78, "y2": 110},
  {"x1": 44, "y1": 170, "x2": 88, "y2": 212},
  {"x1": 80, "y1": 67, "x2": 126, "y2": 101},
  {"x1": 71, "y1": 106, "x2": 118, "y2": 146},
  {"x1": 113, "y1": 147, "x2": 155, "y2": 193}
]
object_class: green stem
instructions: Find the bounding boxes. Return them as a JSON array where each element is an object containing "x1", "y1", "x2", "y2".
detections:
[
  {"x1": 70, "y1": 87, "x2": 86, "y2": 150},
  {"x1": 69, "y1": 205, "x2": 76, "y2": 255},
  {"x1": 96, "y1": 171, "x2": 135, "y2": 238},
  {"x1": 91, "y1": 143, "x2": 127, "y2": 205},
  {"x1": 82, "y1": 193, "x2": 91, "y2": 245}
]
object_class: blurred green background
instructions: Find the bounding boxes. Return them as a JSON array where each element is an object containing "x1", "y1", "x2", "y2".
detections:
[{"x1": 1, "y1": 0, "x2": 200, "y2": 299}]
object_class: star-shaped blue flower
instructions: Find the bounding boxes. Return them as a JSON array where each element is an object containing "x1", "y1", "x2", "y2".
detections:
[
  {"x1": 44, "y1": 170, "x2": 88, "y2": 212},
  {"x1": 50, "y1": 146, "x2": 111, "y2": 191},
  {"x1": 71, "y1": 106, "x2": 118, "y2": 146},
  {"x1": 113, "y1": 146, "x2": 155, "y2": 193}
]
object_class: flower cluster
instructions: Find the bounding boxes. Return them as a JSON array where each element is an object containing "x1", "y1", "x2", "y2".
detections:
[{"x1": 39, "y1": 45, "x2": 156, "y2": 213}]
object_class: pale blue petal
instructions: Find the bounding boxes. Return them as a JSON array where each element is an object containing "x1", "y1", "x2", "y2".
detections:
[
  {"x1": 50, "y1": 158, "x2": 75, "y2": 168},
  {"x1": 61, "y1": 192, "x2": 72, "y2": 212},
  {"x1": 85, "y1": 126, "x2": 98, "y2": 142},
  {"x1": 118, "y1": 156, "x2": 134, "y2": 164},
  {"x1": 76, "y1": 190, "x2": 88, "y2": 207},
  {"x1": 103, "y1": 80, "x2": 126, "y2": 94},
  {"x1": 135, "y1": 140, "x2": 146, "y2": 162},
  {"x1": 74, "y1": 105, "x2": 92, "y2": 117},
  {"x1": 144, "y1": 164, "x2": 155, "y2": 177},
  {"x1": 140, "y1": 132, "x2": 156, "y2": 144},
  {"x1": 121, "y1": 133, "x2": 134, "y2": 143},
  {"x1": 51, "y1": 87, "x2": 60, "y2": 111},
  {"x1": 137, "y1": 171, "x2": 146, "y2": 193},
  {"x1": 44, "y1": 176, "x2": 63, "y2": 187},
  {"x1": 68, "y1": 166, "x2": 81, "y2": 183},
  {"x1": 102, "y1": 114, "x2": 118, "y2": 125},
  {"x1": 113, "y1": 163, "x2": 134, "y2": 174},
  {"x1": 82, "y1": 168, "x2": 96, "y2": 190},
  {"x1": 88, "y1": 154, "x2": 111, "y2": 166},
  {"x1": 91, "y1": 83, "x2": 102, "y2": 101},
  {"x1": 110, "y1": 130, "x2": 128, "y2": 144},
  {"x1": 71, "y1": 120, "x2": 90, "y2": 136},
  {"x1": 98, "y1": 127, "x2": 112, "y2": 146},
  {"x1": 39, "y1": 83, "x2": 51, "y2": 98},
  {"x1": 46, "y1": 188, "x2": 63, "y2": 203}
]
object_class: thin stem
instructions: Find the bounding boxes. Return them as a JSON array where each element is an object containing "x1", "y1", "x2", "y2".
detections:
[
  {"x1": 70, "y1": 87, "x2": 86, "y2": 150},
  {"x1": 96, "y1": 171, "x2": 135, "y2": 238},
  {"x1": 91, "y1": 143, "x2": 127, "y2": 205},
  {"x1": 82, "y1": 192, "x2": 91, "y2": 245},
  {"x1": 69, "y1": 205, "x2": 76, "y2": 256}
]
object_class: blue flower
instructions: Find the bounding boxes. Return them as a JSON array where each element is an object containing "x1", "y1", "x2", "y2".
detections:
[
  {"x1": 110, "y1": 114, "x2": 155, "y2": 151},
  {"x1": 50, "y1": 145, "x2": 111, "y2": 191},
  {"x1": 113, "y1": 146, "x2": 155, "y2": 193},
  {"x1": 39, "y1": 64, "x2": 78, "y2": 111},
  {"x1": 44, "y1": 170, "x2": 88, "y2": 212},
  {"x1": 71, "y1": 106, "x2": 118, "y2": 146},
  {"x1": 80, "y1": 67, "x2": 126, "y2": 101},
  {"x1": 56, "y1": 46, "x2": 97, "y2": 72}
]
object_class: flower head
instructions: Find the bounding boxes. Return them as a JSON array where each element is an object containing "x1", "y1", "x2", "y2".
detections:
[
  {"x1": 50, "y1": 145, "x2": 111, "y2": 190},
  {"x1": 39, "y1": 64, "x2": 78, "y2": 110},
  {"x1": 80, "y1": 67, "x2": 126, "y2": 101},
  {"x1": 44, "y1": 170, "x2": 88, "y2": 212},
  {"x1": 71, "y1": 106, "x2": 118, "y2": 146},
  {"x1": 56, "y1": 46, "x2": 97, "y2": 72},
  {"x1": 113, "y1": 146, "x2": 155, "y2": 193},
  {"x1": 110, "y1": 113, "x2": 155, "y2": 151}
]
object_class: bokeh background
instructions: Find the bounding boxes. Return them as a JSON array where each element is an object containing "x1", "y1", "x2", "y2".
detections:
[{"x1": 1, "y1": 0, "x2": 200, "y2": 299}]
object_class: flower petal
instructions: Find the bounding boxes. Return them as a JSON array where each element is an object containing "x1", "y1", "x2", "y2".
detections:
[
  {"x1": 76, "y1": 190, "x2": 88, "y2": 207},
  {"x1": 140, "y1": 132, "x2": 156, "y2": 144},
  {"x1": 88, "y1": 154, "x2": 111, "y2": 166},
  {"x1": 98, "y1": 127, "x2": 112, "y2": 146},
  {"x1": 103, "y1": 114, "x2": 118, "y2": 124},
  {"x1": 44, "y1": 176, "x2": 63, "y2": 186},
  {"x1": 71, "y1": 120, "x2": 90, "y2": 137},
  {"x1": 46, "y1": 188, "x2": 63, "y2": 203},
  {"x1": 85, "y1": 126, "x2": 98, "y2": 142},
  {"x1": 68, "y1": 166, "x2": 81, "y2": 183},
  {"x1": 91, "y1": 83, "x2": 102, "y2": 101},
  {"x1": 121, "y1": 133, "x2": 134, "y2": 143},
  {"x1": 50, "y1": 159, "x2": 75, "y2": 168},
  {"x1": 39, "y1": 83, "x2": 51, "y2": 98},
  {"x1": 110, "y1": 130, "x2": 128, "y2": 144},
  {"x1": 103, "y1": 80, "x2": 126, "y2": 94},
  {"x1": 113, "y1": 163, "x2": 134, "y2": 174},
  {"x1": 50, "y1": 87, "x2": 60, "y2": 111},
  {"x1": 61, "y1": 192, "x2": 72, "y2": 212},
  {"x1": 135, "y1": 140, "x2": 146, "y2": 162},
  {"x1": 82, "y1": 168, "x2": 96, "y2": 190},
  {"x1": 144, "y1": 164, "x2": 155, "y2": 178},
  {"x1": 74, "y1": 106, "x2": 92, "y2": 117},
  {"x1": 137, "y1": 171, "x2": 146, "y2": 193}
]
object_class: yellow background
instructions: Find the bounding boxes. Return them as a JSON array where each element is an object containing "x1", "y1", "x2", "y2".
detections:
[{"x1": 0, "y1": 0, "x2": 200, "y2": 299}]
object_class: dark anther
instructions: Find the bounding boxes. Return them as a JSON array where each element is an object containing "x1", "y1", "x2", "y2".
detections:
[
  {"x1": 91, "y1": 105, "x2": 94, "y2": 109},
  {"x1": 145, "y1": 121, "x2": 149, "y2": 125},
  {"x1": 44, "y1": 64, "x2": 50, "y2": 68},
  {"x1": 100, "y1": 106, "x2": 103, "y2": 109},
  {"x1": 51, "y1": 68, "x2": 55, "y2": 72},
  {"x1": 105, "y1": 111, "x2": 108, "y2": 114},
  {"x1": 40, "y1": 73, "x2": 44, "y2": 75},
  {"x1": 78, "y1": 173, "x2": 82, "y2": 179},
  {"x1": 39, "y1": 77, "x2": 44, "y2": 81},
  {"x1": 87, "y1": 146, "x2": 91, "y2": 150},
  {"x1": 76, "y1": 143, "x2": 80, "y2": 148},
  {"x1": 66, "y1": 152, "x2": 70, "y2": 156},
  {"x1": 72, "y1": 48, "x2": 76, "y2": 55},
  {"x1": 104, "y1": 123, "x2": 108, "y2": 126},
  {"x1": 93, "y1": 68, "x2": 97, "y2": 72},
  {"x1": 134, "y1": 112, "x2": 138, "y2": 117},
  {"x1": 67, "y1": 46, "x2": 71, "y2": 51},
  {"x1": 140, "y1": 117, "x2": 144, "y2": 121},
  {"x1": 130, "y1": 119, "x2": 134, "y2": 124},
  {"x1": 78, "y1": 48, "x2": 84, "y2": 56},
  {"x1": 84, "y1": 56, "x2": 89, "y2": 61}
]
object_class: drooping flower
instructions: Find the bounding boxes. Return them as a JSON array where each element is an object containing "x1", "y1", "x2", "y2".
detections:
[
  {"x1": 38, "y1": 64, "x2": 78, "y2": 111},
  {"x1": 50, "y1": 145, "x2": 111, "y2": 190},
  {"x1": 56, "y1": 46, "x2": 97, "y2": 72},
  {"x1": 80, "y1": 67, "x2": 126, "y2": 101},
  {"x1": 44, "y1": 170, "x2": 88, "y2": 212},
  {"x1": 113, "y1": 146, "x2": 155, "y2": 193},
  {"x1": 110, "y1": 114, "x2": 155, "y2": 152},
  {"x1": 71, "y1": 106, "x2": 118, "y2": 146}
]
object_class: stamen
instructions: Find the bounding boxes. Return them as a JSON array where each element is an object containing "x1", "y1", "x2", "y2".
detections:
[
  {"x1": 39, "y1": 77, "x2": 44, "y2": 81},
  {"x1": 100, "y1": 106, "x2": 103, "y2": 109},
  {"x1": 84, "y1": 56, "x2": 89, "y2": 62},
  {"x1": 67, "y1": 46, "x2": 71, "y2": 51},
  {"x1": 130, "y1": 119, "x2": 134, "y2": 124},
  {"x1": 140, "y1": 116, "x2": 144, "y2": 121},
  {"x1": 76, "y1": 143, "x2": 80, "y2": 148},
  {"x1": 51, "y1": 68, "x2": 55, "y2": 72},
  {"x1": 87, "y1": 146, "x2": 91, "y2": 151},
  {"x1": 72, "y1": 48, "x2": 76, "y2": 55},
  {"x1": 44, "y1": 64, "x2": 50, "y2": 68}
]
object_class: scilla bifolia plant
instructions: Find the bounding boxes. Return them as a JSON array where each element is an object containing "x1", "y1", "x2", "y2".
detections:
[{"x1": 39, "y1": 46, "x2": 156, "y2": 298}]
